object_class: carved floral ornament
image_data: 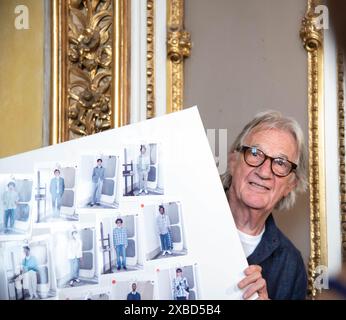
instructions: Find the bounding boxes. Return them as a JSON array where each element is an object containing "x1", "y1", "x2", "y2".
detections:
[{"x1": 67, "y1": 0, "x2": 113, "y2": 137}]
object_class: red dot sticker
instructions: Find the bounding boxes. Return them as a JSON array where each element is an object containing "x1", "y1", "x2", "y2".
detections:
[
  {"x1": 112, "y1": 279, "x2": 116, "y2": 285},
  {"x1": 141, "y1": 204, "x2": 144, "y2": 208},
  {"x1": 156, "y1": 268, "x2": 160, "y2": 272}
]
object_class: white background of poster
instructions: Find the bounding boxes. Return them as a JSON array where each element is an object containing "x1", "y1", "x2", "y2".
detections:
[{"x1": 0, "y1": 107, "x2": 249, "y2": 299}]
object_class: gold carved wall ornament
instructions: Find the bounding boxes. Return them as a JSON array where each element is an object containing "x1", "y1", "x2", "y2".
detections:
[
  {"x1": 300, "y1": 0, "x2": 327, "y2": 299},
  {"x1": 51, "y1": 0, "x2": 130, "y2": 143},
  {"x1": 337, "y1": 52, "x2": 346, "y2": 261},
  {"x1": 167, "y1": 0, "x2": 192, "y2": 113}
]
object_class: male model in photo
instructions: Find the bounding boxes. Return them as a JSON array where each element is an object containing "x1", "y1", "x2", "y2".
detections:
[
  {"x1": 172, "y1": 268, "x2": 190, "y2": 300},
  {"x1": 136, "y1": 145, "x2": 150, "y2": 195},
  {"x1": 2, "y1": 181, "x2": 19, "y2": 233},
  {"x1": 67, "y1": 230, "x2": 83, "y2": 286},
  {"x1": 20, "y1": 246, "x2": 39, "y2": 299},
  {"x1": 91, "y1": 159, "x2": 105, "y2": 206},
  {"x1": 49, "y1": 169, "x2": 65, "y2": 217},
  {"x1": 156, "y1": 205, "x2": 172, "y2": 256},
  {"x1": 126, "y1": 283, "x2": 141, "y2": 300},
  {"x1": 113, "y1": 218, "x2": 128, "y2": 271}
]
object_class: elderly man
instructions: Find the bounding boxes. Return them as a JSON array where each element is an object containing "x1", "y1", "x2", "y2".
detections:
[{"x1": 222, "y1": 110, "x2": 308, "y2": 300}]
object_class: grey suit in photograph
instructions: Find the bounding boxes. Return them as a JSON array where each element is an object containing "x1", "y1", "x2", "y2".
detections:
[{"x1": 92, "y1": 166, "x2": 105, "y2": 204}]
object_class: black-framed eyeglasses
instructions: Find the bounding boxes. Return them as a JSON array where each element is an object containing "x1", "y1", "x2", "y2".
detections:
[{"x1": 237, "y1": 145, "x2": 297, "y2": 177}]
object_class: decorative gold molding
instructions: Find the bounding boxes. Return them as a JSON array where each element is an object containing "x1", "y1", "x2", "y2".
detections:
[
  {"x1": 50, "y1": 0, "x2": 130, "y2": 143},
  {"x1": 146, "y1": 0, "x2": 155, "y2": 119},
  {"x1": 115, "y1": 0, "x2": 130, "y2": 128},
  {"x1": 337, "y1": 51, "x2": 346, "y2": 261},
  {"x1": 300, "y1": 0, "x2": 327, "y2": 299},
  {"x1": 166, "y1": 0, "x2": 191, "y2": 113}
]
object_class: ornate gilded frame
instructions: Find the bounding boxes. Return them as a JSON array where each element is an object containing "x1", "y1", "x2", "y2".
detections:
[
  {"x1": 338, "y1": 52, "x2": 346, "y2": 261},
  {"x1": 50, "y1": 0, "x2": 130, "y2": 143},
  {"x1": 145, "y1": 0, "x2": 191, "y2": 118},
  {"x1": 166, "y1": 0, "x2": 191, "y2": 114},
  {"x1": 50, "y1": 0, "x2": 190, "y2": 141},
  {"x1": 300, "y1": 0, "x2": 327, "y2": 298}
]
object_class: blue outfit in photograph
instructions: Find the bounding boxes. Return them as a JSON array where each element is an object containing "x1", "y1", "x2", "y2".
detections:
[
  {"x1": 2, "y1": 189, "x2": 19, "y2": 232},
  {"x1": 113, "y1": 227, "x2": 128, "y2": 269},
  {"x1": 91, "y1": 165, "x2": 105, "y2": 205},
  {"x1": 49, "y1": 176, "x2": 65, "y2": 217},
  {"x1": 157, "y1": 214, "x2": 171, "y2": 251},
  {"x1": 22, "y1": 255, "x2": 39, "y2": 273},
  {"x1": 127, "y1": 291, "x2": 141, "y2": 300}
]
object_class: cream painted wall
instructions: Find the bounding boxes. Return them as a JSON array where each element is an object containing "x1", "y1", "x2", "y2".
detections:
[
  {"x1": 184, "y1": 0, "x2": 310, "y2": 265},
  {"x1": 0, "y1": 0, "x2": 44, "y2": 158}
]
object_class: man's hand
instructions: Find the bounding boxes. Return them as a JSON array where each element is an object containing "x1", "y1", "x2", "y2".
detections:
[{"x1": 238, "y1": 265, "x2": 269, "y2": 300}]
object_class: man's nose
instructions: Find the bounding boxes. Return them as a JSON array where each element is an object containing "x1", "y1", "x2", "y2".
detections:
[{"x1": 256, "y1": 158, "x2": 272, "y2": 179}]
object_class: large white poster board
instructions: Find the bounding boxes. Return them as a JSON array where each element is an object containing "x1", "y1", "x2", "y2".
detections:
[{"x1": 0, "y1": 107, "x2": 248, "y2": 300}]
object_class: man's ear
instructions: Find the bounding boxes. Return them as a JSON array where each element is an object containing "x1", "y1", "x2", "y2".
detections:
[
  {"x1": 284, "y1": 176, "x2": 298, "y2": 197},
  {"x1": 228, "y1": 152, "x2": 238, "y2": 176}
]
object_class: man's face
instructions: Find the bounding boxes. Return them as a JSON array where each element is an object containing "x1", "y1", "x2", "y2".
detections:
[
  {"x1": 23, "y1": 249, "x2": 29, "y2": 256},
  {"x1": 54, "y1": 171, "x2": 60, "y2": 177},
  {"x1": 116, "y1": 221, "x2": 122, "y2": 227},
  {"x1": 159, "y1": 208, "x2": 164, "y2": 215},
  {"x1": 8, "y1": 185, "x2": 14, "y2": 191},
  {"x1": 97, "y1": 160, "x2": 102, "y2": 166},
  {"x1": 176, "y1": 271, "x2": 182, "y2": 277},
  {"x1": 132, "y1": 283, "x2": 137, "y2": 291},
  {"x1": 229, "y1": 128, "x2": 297, "y2": 213}
]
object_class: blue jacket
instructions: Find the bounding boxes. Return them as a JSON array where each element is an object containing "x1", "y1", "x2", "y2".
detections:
[
  {"x1": 22, "y1": 256, "x2": 38, "y2": 273},
  {"x1": 92, "y1": 166, "x2": 105, "y2": 183},
  {"x1": 49, "y1": 177, "x2": 65, "y2": 196},
  {"x1": 247, "y1": 214, "x2": 307, "y2": 300}
]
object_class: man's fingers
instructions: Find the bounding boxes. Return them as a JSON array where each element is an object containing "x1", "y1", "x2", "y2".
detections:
[
  {"x1": 243, "y1": 278, "x2": 266, "y2": 300},
  {"x1": 244, "y1": 265, "x2": 262, "y2": 276},
  {"x1": 238, "y1": 271, "x2": 262, "y2": 289},
  {"x1": 257, "y1": 281, "x2": 269, "y2": 300}
]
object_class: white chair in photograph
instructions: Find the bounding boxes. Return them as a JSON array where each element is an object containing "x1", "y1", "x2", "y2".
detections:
[
  {"x1": 99, "y1": 156, "x2": 119, "y2": 206},
  {"x1": 60, "y1": 167, "x2": 77, "y2": 217},
  {"x1": 79, "y1": 228, "x2": 97, "y2": 279}
]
